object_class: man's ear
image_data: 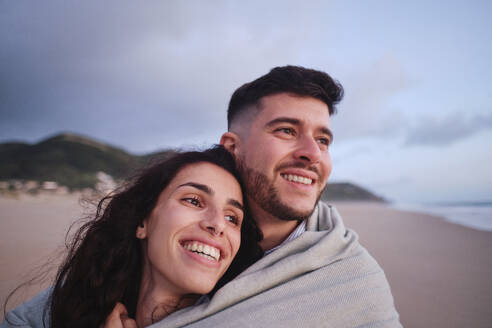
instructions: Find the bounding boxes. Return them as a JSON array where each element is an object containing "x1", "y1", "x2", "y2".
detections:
[{"x1": 220, "y1": 131, "x2": 241, "y2": 157}]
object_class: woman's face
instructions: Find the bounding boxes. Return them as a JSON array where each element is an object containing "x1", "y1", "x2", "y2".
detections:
[{"x1": 138, "y1": 162, "x2": 244, "y2": 295}]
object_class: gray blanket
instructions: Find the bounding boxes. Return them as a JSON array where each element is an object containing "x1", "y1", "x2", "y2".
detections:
[{"x1": 149, "y1": 202, "x2": 402, "y2": 327}]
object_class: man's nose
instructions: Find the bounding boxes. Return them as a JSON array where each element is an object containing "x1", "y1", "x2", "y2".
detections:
[
  {"x1": 293, "y1": 135, "x2": 321, "y2": 163},
  {"x1": 199, "y1": 208, "x2": 225, "y2": 237}
]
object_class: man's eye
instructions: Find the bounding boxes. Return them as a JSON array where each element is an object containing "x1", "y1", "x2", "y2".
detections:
[
  {"x1": 317, "y1": 138, "x2": 330, "y2": 146},
  {"x1": 276, "y1": 127, "x2": 295, "y2": 135},
  {"x1": 183, "y1": 197, "x2": 201, "y2": 207},
  {"x1": 225, "y1": 214, "x2": 240, "y2": 226}
]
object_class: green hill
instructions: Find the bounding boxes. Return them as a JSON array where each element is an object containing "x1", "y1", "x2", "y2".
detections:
[
  {"x1": 0, "y1": 133, "x2": 174, "y2": 189},
  {"x1": 322, "y1": 182, "x2": 386, "y2": 202}
]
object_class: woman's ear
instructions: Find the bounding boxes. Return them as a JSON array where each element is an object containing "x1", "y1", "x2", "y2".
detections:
[
  {"x1": 136, "y1": 221, "x2": 147, "y2": 239},
  {"x1": 220, "y1": 131, "x2": 241, "y2": 157}
]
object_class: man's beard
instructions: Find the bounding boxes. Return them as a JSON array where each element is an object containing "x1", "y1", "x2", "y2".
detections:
[{"x1": 239, "y1": 163, "x2": 323, "y2": 221}]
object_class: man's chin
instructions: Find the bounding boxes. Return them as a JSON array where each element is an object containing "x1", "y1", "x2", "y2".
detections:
[
  {"x1": 273, "y1": 188, "x2": 325, "y2": 221},
  {"x1": 265, "y1": 199, "x2": 317, "y2": 221},
  {"x1": 281, "y1": 195, "x2": 318, "y2": 213},
  {"x1": 241, "y1": 165, "x2": 321, "y2": 221}
]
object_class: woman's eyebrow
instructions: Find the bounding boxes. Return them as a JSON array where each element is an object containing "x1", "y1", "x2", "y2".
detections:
[
  {"x1": 177, "y1": 182, "x2": 213, "y2": 195},
  {"x1": 228, "y1": 199, "x2": 244, "y2": 211},
  {"x1": 178, "y1": 182, "x2": 243, "y2": 211}
]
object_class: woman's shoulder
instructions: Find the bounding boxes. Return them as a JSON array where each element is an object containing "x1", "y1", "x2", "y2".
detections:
[{"x1": 1, "y1": 287, "x2": 52, "y2": 328}]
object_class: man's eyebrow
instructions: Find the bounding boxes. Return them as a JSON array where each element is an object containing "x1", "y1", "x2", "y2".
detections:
[
  {"x1": 227, "y1": 199, "x2": 244, "y2": 212},
  {"x1": 264, "y1": 117, "x2": 300, "y2": 128},
  {"x1": 177, "y1": 182, "x2": 213, "y2": 195}
]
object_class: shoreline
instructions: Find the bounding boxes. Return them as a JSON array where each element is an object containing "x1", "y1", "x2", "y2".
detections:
[
  {"x1": 333, "y1": 200, "x2": 492, "y2": 233},
  {"x1": 389, "y1": 201, "x2": 492, "y2": 232}
]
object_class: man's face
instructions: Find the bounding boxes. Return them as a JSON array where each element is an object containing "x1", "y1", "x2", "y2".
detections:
[{"x1": 230, "y1": 93, "x2": 333, "y2": 221}]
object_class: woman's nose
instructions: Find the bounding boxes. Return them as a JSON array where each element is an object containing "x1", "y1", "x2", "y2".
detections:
[{"x1": 199, "y1": 209, "x2": 225, "y2": 236}]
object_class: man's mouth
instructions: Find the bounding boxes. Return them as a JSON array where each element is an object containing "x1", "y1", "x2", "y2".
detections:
[
  {"x1": 281, "y1": 173, "x2": 313, "y2": 185},
  {"x1": 182, "y1": 241, "x2": 221, "y2": 261}
]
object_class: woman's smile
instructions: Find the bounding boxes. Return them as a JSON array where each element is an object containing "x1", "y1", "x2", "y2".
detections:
[{"x1": 181, "y1": 240, "x2": 222, "y2": 262}]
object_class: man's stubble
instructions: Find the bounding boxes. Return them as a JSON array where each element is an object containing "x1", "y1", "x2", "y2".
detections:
[{"x1": 238, "y1": 160, "x2": 324, "y2": 222}]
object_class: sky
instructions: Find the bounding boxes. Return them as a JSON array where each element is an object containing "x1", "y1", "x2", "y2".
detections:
[{"x1": 1, "y1": 0, "x2": 491, "y2": 203}]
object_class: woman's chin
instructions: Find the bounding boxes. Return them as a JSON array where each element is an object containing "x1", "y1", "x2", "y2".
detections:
[{"x1": 178, "y1": 279, "x2": 215, "y2": 296}]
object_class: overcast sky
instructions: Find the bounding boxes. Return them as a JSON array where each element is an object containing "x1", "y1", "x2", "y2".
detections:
[{"x1": 1, "y1": 0, "x2": 491, "y2": 203}]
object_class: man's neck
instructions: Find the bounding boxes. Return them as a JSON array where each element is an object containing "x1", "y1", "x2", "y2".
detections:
[{"x1": 250, "y1": 202, "x2": 301, "y2": 252}]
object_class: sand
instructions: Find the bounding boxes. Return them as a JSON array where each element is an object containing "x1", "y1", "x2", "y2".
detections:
[
  {"x1": 1, "y1": 195, "x2": 491, "y2": 327},
  {"x1": 0, "y1": 193, "x2": 86, "y2": 318},
  {"x1": 332, "y1": 201, "x2": 492, "y2": 328}
]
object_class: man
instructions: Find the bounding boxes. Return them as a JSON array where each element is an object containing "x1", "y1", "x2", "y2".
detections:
[
  {"x1": 153, "y1": 66, "x2": 401, "y2": 327},
  {"x1": 3, "y1": 66, "x2": 401, "y2": 327}
]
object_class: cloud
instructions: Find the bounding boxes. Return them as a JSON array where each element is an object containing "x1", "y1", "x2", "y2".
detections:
[
  {"x1": 330, "y1": 55, "x2": 412, "y2": 142},
  {"x1": 405, "y1": 112, "x2": 492, "y2": 146},
  {"x1": 0, "y1": 1, "x2": 331, "y2": 152}
]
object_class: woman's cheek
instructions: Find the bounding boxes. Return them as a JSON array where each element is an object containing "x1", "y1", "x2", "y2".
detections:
[{"x1": 232, "y1": 231, "x2": 242, "y2": 257}]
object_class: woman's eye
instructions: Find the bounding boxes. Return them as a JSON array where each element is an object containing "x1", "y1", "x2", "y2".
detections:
[
  {"x1": 225, "y1": 214, "x2": 239, "y2": 226},
  {"x1": 183, "y1": 197, "x2": 201, "y2": 207}
]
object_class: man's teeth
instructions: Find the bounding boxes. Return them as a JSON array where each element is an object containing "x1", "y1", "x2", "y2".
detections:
[
  {"x1": 183, "y1": 241, "x2": 220, "y2": 261},
  {"x1": 281, "y1": 174, "x2": 312, "y2": 185}
]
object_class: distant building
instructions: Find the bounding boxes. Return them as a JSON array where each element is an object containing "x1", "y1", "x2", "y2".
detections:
[
  {"x1": 55, "y1": 186, "x2": 69, "y2": 195},
  {"x1": 42, "y1": 181, "x2": 58, "y2": 190},
  {"x1": 95, "y1": 171, "x2": 117, "y2": 194},
  {"x1": 24, "y1": 180, "x2": 39, "y2": 191},
  {"x1": 12, "y1": 180, "x2": 23, "y2": 190}
]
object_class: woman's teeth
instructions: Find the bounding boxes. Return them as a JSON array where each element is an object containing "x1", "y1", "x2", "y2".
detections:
[
  {"x1": 281, "y1": 174, "x2": 312, "y2": 185},
  {"x1": 183, "y1": 241, "x2": 220, "y2": 261}
]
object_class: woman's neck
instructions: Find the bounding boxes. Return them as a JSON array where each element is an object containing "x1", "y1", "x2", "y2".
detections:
[{"x1": 136, "y1": 275, "x2": 198, "y2": 327}]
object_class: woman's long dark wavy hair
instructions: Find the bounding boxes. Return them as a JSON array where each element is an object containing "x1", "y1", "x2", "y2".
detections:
[{"x1": 45, "y1": 145, "x2": 263, "y2": 328}]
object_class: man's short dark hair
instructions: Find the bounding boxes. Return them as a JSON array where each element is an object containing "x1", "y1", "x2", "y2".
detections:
[{"x1": 227, "y1": 65, "x2": 344, "y2": 129}]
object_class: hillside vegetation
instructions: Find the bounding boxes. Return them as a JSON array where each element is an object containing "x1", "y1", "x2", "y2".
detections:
[
  {"x1": 321, "y1": 182, "x2": 386, "y2": 202},
  {"x1": 0, "y1": 133, "x2": 175, "y2": 189}
]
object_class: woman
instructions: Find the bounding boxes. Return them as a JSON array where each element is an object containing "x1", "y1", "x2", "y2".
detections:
[{"x1": 2, "y1": 146, "x2": 262, "y2": 328}]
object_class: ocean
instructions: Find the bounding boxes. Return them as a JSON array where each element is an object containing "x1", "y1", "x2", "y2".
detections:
[{"x1": 391, "y1": 201, "x2": 492, "y2": 232}]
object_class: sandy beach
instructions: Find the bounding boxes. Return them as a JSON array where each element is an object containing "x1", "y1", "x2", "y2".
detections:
[
  {"x1": 1, "y1": 195, "x2": 491, "y2": 327},
  {"x1": 333, "y1": 201, "x2": 492, "y2": 328},
  {"x1": 0, "y1": 193, "x2": 86, "y2": 318}
]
